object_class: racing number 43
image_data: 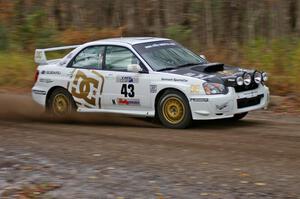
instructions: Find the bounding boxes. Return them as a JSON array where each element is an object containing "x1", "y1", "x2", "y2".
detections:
[{"x1": 121, "y1": 84, "x2": 135, "y2": 97}]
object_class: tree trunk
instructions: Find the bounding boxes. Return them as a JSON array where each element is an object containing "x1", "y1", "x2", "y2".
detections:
[
  {"x1": 204, "y1": 0, "x2": 213, "y2": 48},
  {"x1": 53, "y1": 0, "x2": 64, "y2": 30}
]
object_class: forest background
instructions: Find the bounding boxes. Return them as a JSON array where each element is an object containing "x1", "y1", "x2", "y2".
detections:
[{"x1": 0, "y1": 0, "x2": 300, "y2": 98}]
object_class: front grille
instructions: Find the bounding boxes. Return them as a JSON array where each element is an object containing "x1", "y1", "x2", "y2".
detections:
[
  {"x1": 234, "y1": 82, "x2": 259, "y2": 93},
  {"x1": 237, "y1": 94, "x2": 264, "y2": 109}
]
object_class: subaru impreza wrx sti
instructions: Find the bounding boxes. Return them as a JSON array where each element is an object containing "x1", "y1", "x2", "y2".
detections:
[{"x1": 32, "y1": 37, "x2": 270, "y2": 128}]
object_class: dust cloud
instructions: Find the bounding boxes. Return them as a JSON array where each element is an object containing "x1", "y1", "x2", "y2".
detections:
[{"x1": 0, "y1": 93, "x2": 156, "y2": 128}]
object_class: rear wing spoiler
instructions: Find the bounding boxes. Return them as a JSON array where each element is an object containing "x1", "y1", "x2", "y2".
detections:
[{"x1": 34, "y1": 45, "x2": 80, "y2": 65}]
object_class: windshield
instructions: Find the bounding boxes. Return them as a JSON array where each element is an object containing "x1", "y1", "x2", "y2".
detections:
[{"x1": 133, "y1": 40, "x2": 207, "y2": 71}]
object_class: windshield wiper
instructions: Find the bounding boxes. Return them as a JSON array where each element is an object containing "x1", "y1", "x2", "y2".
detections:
[
  {"x1": 156, "y1": 67, "x2": 177, "y2": 72},
  {"x1": 156, "y1": 63, "x2": 200, "y2": 71},
  {"x1": 176, "y1": 63, "x2": 200, "y2": 68}
]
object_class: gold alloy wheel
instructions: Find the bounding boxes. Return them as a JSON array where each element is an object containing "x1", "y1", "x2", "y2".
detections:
[
  {"x1": 162, "y1": 96, "x2": 185, "y2": 124},
  {"x1": 52, "y1": 94, "x2": 69, "y2": 115}
]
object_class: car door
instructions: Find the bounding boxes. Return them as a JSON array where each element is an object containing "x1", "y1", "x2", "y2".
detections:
[
  {"x1": 101, "y1": 45, "x2": 151, "y2": 111},
  {"x1": 66, "y1": 45, "x2": 106, "y2": 109}
]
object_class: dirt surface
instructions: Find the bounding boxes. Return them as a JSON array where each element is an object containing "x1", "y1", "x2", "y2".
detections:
[{"x1": 0, "y1": 93, "x2": 299, "y2": 199}]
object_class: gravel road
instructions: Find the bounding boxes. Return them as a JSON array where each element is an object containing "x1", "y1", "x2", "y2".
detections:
[{"x1": 0, "y1": 93, "x2": 299, "y2": 199}]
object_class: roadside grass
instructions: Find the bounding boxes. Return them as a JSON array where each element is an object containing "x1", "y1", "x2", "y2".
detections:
[
  {"x1": 242, "y1": 38, "x2": 300, "y2": 96},
  {"x1": 201, "y1": 39, "x2": 300, "y2": 97},
  {"x1": 0, "y1": 52, "x2": 35, "y2": 88},
  {"x1": 0, "y1": 38, "x2": 299, "y2": 97}
]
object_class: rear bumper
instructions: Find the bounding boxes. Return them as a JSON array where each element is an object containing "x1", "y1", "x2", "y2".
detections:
[
  {"x1": 32, "y1": 87, "x2": 47, "y2": 107},
  {"x1": 189, "y1": 84, "x2": 269, "y2": 120}
]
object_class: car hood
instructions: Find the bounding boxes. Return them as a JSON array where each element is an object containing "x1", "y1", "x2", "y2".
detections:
[{"x1": 163, "y1": 63, "x2": 254, "y2": 86}]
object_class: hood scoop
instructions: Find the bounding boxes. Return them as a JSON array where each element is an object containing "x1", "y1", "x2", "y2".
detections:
[{"x1": 192, "y1": 63, "x2": 224, "y2": 73}]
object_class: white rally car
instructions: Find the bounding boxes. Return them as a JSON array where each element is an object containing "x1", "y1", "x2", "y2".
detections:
[{"x1": 32, "y1": 37, "x2": 269, "y2": 128}]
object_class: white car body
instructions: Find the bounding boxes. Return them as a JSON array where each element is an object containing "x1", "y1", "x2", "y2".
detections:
[{"x1": 32, "y1": 37, "x2": 270, "y2": 120}]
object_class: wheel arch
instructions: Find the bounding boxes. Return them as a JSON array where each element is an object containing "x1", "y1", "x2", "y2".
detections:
[
  {"x1": 154, "y1": 87, "x2": 190, "y2": 117},
  {"x1": 45, "y1": 86, "x2": 72, "y2": 109}
]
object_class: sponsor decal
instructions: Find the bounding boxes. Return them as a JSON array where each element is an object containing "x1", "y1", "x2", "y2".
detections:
[
  {"x1": 190, "y1": 85, "x2": 200, "y2": 94},
  {"x1": 68, "y1": 70, "x2": 104, "y2": 108},
  {"x1": 216, "y1": 102, "x2": 229, "y2": 111},
  {"x1": 145, "y1": 42, "x2": 176, "y2": 49},
  {"x1": 161, "y1": 78, "x2": 188, "y2": 82},
  {"x1": 150, "y1": 85, "x2": 157, "y2": 93},
  {"x1": 32, "y1": 90, "x2": 46, "y2": 95},
  {"x1": 227, "y1": 78, "x2": 236, "y2": 82},
  {"x1": 238, "y1": 68, "x2": 253, "y2": 73},
  {"x1": 41, "y1": 71, "x2": 61, "y2": 75},
  {"x1": 113, "y1": 98, "x2": 140, "y2": 106},
  {"x1": 116, "y1": 76, "x2": 139, "y2": 83},
  {"x1": 183, "y1": 73, "x2": 196, "y2": 77},
  {"x1": 218, "y1": 70, "x2": 235, "y2": 76},
  {"x1": 238, "y1": 90, "x2": 258, "y2": 99},
  {"x1": 190, "y1": 98, "x2": 209, "y2": 102},
  {"x1": 39, "y1": 78, "x2": 54, "y2": 83}
]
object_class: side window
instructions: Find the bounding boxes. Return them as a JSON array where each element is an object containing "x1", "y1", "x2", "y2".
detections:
[
  {"x1": 71, "y1": 46, "x2": 105, "y2": 69},
  {"x1": 105, "y1": 46, "x2": 140, "y2": 72}
]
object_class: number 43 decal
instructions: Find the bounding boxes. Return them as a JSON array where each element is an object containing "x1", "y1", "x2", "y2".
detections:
[{"x1": 121, "y1": 84, "x2": 135, "y2": 97}]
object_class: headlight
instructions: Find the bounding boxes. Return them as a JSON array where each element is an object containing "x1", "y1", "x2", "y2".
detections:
[
  {"x1": 203, "y1": 82, "x2": 227, "y2": 95},
  {"x1": 254, "y1": 71, "x2": 262, "y2": 84},
  {"x1": 262, "y1": 72, "x2": 268, "y2": 81},
  {"x1": 236, "y1": 76, "x2": 244, "y2": 86},
  {"x1": 243, "y1": 73, "x2": 252, "y2": 86}
]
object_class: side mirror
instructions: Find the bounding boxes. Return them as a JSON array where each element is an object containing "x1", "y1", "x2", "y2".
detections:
[
  {"x1": 127, "y1": 64, "x2": 143, "y2": 73},
  {"x1": 200, "y1": 54, "x2": 207, "y2": 60}
]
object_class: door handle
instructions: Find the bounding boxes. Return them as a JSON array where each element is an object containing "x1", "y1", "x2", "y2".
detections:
[
  {"x1": 67, "y1": 72, "x2": 73, "y2": 77},
  {"x1": 105, "y1": 74, "x2": 114, "y2": 78}
]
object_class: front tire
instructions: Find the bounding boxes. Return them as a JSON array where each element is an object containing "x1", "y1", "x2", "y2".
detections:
[
  {"x1": 157, "y1": 91, "x2": 192, "y2": 129},
  {"x1": 47, "y1": 88, "x2": 76, "y2": 117}
]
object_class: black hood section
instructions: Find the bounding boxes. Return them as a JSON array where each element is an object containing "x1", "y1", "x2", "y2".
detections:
[
  {"x1": 192, "y1": 63, "x2": 224, "y2": 73},
  {"x1": 163, "y1": 63, "x2": 255, "y2": 87}
]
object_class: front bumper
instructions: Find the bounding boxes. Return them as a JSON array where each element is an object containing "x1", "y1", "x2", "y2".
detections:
[{"x1": 189, "y1": 84, "x2": 270, "y2": 120}]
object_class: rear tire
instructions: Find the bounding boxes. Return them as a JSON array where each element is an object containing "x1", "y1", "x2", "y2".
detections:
[
  {"x1": 47, "y1": 88, "x2": 76, "y2": 117},
  {"x1": 157, "y1": 91, "x2": 192, "y2": 129}
]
